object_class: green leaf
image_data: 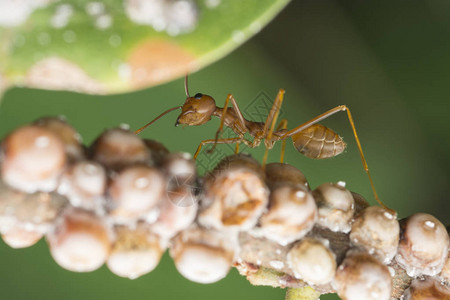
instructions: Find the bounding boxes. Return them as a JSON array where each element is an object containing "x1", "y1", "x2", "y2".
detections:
[{"x1": 0, "y1": 0, "x2": 290, "y2": 94}]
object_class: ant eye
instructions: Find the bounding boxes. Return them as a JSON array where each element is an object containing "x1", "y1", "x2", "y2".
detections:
[{"x1": 194, "y1": 93, "x2": 203, "y2": 99}]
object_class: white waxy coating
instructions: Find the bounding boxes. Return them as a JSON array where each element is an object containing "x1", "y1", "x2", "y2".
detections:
[
  {"x1": 1, "y1": 227, "x2": 43, "y2": 249},
  {"x1": 396, "y1": 213, "x2": 449, "y2": 277},
  {"x1": 47, "y1": 209, "x2": 111, "y2": 272},
  {"x1": 264, "y1": 163, "x2": 309, "y2": 189},
  {"x1": 106, "y1": 224, "x2": 164, "y2": 279},
  {"x1": 287, "y1": 238, "x2": 336, "y2": 285},
  {"x1": 403, "y1": 276, "x2": 450, "y2": 300},
  {"x1": 173, "y1": 244, "x2": 231, "y2": 284},
  {"x1": 26, "y1": 57, "x2": 105, "y2": 94},
  {"x1": 259, "y1": 185, "x2": 317, "y2": 245},
  {"x1": 169, "y1": 225, "x2": 235, "y2": 284},
  {"x1": 151, "y1": 194, "x2": 198, "y2": 239},
  {"x1": 50, "y1": 232, "x2": 108, "y2": 272},
  {"x1": 313, "y1": 182, "x2": 354, "y2": 233},
  {"x1": 72, "y1": 161, "x2": 106, "y2": 197},
  {"x1": 107, "y1": 251, "x2": 161, "y2": 279},
  {"x1": 199, "y1": 169, "x2": 269, "y2": 231},
  {"x1": 163, "y1": 153, "x2": 197, "y2": 208},
  {"x1": 108, "y1": 165, "x2": 165, "y2": 222},
  {"x1": 441, "y1": 254, "x2": 450, "y2": 283},
  {"x1": 124, "y1": 0, "x2": 198, "y2": 36},
  {"x1": 350, "y1": 206, "x2": 399, "y2": 263},
  {"x1": 0, "y1": 189, "x2": 68, "y2": 234},
  {"x1": 163, "y1": 152, "x2": 195, "y2": 178},
  {"x1": 0, "y1": 0, "x2": 53, "y2": 27},
  {"x1": 34, "y1": 117, "x2": 84, "y2": 161},
  {"x1": 333, "y1": 252, "x2": 391, "y2": 300},
  {"x1": 2, "y1": 126, "x2": 66, "y2": 193},
  {"x1": 91, "y1": 128, "x2": 150, "y2": 171},
  {"x1": 58, "y1": 161, "x2": 106, "y2": 210}
]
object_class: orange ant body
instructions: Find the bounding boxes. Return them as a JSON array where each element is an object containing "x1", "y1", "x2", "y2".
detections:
[{"x1": 135, "y1": 76, "x2": 392, "y2": 212}]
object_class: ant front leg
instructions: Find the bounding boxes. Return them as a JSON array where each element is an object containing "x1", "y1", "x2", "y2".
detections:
[
  {"x1": 207, "y1": 94, "x2": 247, "y2": 155},
  {"x1": 206, "y1": 94, "x2": 231, "y2": 154}
]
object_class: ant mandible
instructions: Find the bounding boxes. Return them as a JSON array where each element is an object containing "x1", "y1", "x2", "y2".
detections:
[{"x1": 135, "y1": 75, "x2": 392, "y2": 212}]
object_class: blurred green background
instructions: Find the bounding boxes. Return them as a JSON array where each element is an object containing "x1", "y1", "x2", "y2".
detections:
[{"x1": 0, "y1": 1, "x2": 449, "y2": 300}]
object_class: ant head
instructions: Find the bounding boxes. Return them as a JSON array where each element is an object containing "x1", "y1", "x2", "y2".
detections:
[{"x1": 175, "y1": 93, "x2": 216, "y2": 126}]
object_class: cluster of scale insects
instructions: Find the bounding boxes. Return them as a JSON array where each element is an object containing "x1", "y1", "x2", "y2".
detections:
[{"x1": 0, "y1": 115, "x2": 448, "y2": 300}]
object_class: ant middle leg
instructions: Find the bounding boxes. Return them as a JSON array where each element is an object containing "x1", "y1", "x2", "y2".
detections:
[
  {"x1": 194, "y1": 137, "x2": 252, "y2": 160},
  {"x1": 262, "y1": 89, "x2": 286, "y2": 167},
  {"x1": 276, "y1": 119, "x2": 288, "y2": 163}
]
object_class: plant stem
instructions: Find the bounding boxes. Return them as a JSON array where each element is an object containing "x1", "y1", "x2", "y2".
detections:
[{"x1": 285, "y1": 287, "x2": 320, "y2": 300}]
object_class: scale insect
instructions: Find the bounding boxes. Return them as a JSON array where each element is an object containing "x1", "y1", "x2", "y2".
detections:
[{"x1": 135, "y1": 76, "x2": 392, "y2": 212}]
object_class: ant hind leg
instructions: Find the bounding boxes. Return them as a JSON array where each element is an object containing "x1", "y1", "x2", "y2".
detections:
[
  {"x1": 281, "y1": 105, "x2": 394, "y2": 213},
  {"x1": 276, "y1": 119, "x2": 288, "y2": 163}
]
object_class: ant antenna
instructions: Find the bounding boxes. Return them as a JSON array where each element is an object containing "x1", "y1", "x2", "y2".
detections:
[
  {"x1": 184, "y1": 73, "x2": 190, "y2": 97},
  {"x1": 135, "y1": 75, "x2": 191, "y2": 135},
  {"x1": 134, "y1": 106, "x2": 182, "y2": 135}
]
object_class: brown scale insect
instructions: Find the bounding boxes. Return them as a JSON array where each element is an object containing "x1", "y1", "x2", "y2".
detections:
[{"x1": 135, "y1": 76, "x2": 391, "y2": 211}]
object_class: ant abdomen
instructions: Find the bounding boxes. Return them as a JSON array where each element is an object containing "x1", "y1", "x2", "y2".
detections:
[{"x1": 291, "y1": 124, "x2": 346, "y2": 159}]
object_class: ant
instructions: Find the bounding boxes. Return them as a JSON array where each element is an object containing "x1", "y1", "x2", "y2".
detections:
[{"x1": 135, "y1": 75, "x2": 392, "y2": 212}]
